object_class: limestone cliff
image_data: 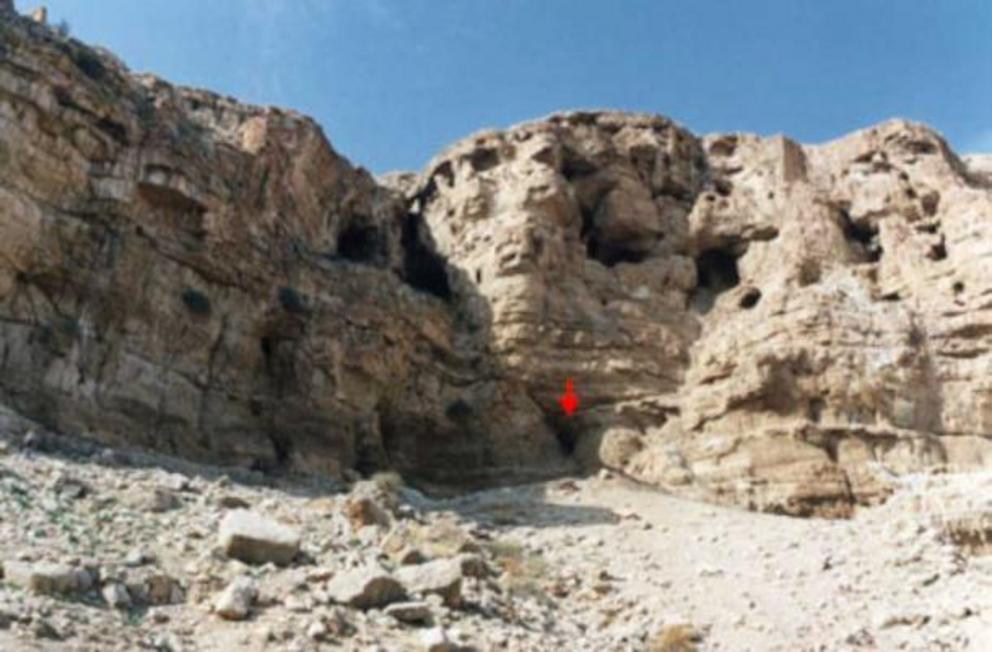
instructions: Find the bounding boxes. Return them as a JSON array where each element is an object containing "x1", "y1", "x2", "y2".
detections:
[
  {"x1": 0, "y1": 12, "x2": 568, "y2": 486},
  {"x1": 2, "y1": 12, "x2": 991, "y2": 515}
]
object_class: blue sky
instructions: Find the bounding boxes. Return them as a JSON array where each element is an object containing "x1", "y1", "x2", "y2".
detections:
[{"x1": 32, "y1": 0, "x2": 992, "y2": 173}]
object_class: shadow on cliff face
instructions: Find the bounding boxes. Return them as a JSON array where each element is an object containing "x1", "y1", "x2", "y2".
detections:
[{"x1": 372, "y1": 209, "x2": 578, "y2": 491}]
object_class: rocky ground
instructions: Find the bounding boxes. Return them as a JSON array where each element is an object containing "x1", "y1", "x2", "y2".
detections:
[{"x1": 0, "y1": 416, "x2": 990, "y2": 651}]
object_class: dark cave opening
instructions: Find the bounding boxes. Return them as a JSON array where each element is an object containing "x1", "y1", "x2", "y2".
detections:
[
  {"x1": 840, "y1": 210, "x2": 882, "y2": 263},
  {"x1": 580, "y1": 206, "x2": 651, "y2": 267},
  {"x1": 554, "y1": 424, "x2": 578, "y2": 456},
  {"x1": 690, "y1": 248, "x2": 741, "y2": 314},
  {"x1": 401, "y1": 214, "x2": 452, "y2": 300},
  {"x1": 544, "y1": 412, "x2": 578, "y2": 456},
  {"x1": 336, "y1": 221, "x2": 380, "y2": 263},
  {"x1": 586, "y1": 238, "x2": 651, "y2": 267}
]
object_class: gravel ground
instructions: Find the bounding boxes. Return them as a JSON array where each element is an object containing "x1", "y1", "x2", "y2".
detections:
[{"x1": 0, "y1": 422, "x2": 989, "y2": 651}]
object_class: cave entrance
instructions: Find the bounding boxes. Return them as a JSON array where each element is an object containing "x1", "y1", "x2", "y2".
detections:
[
  {"x1": 690, "y1": 248, "x2": 740, "y2": 314},
  {"x1": 579, "y1": 204, "x2": 654, "y2": 268},
  {"x1": 337, "y1": 221, "x2": 380, "y2": 263},
  {"x1": 401, "y1": 214, "x2": 452, "y2": 300},
  {"x1": 586, "y1": 238, "x2": 651, "y2": 267},
  {"x1": 839, "y1": 211, "x2": 882, "y2": 263}
]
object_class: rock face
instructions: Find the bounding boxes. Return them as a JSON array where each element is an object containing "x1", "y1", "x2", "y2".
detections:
[
  {"x1": 0, "y1": 13, "x2": 567, "y2": 486},
  {"x1": 403, "y1": 112, "x2": 992, "y2": 516},
  {"x1": 1, "y1": 13, "x2": 992, "y2": 516}
]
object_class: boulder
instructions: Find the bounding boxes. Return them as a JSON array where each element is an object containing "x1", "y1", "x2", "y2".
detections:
[
  {"x1": 219, "y1": 510, "x2": 300, "y2": 566},
  {"x1": 3, "y1": 562, "x2": 92, "y2": 595},
  {"x1": 214, "y1": 576, "x2": 257, "y2": 621},
  {"x1": 395, "y1": 558, "x2": 463, "y2": 608},
  {"x1": 325, "y1": 567, "x2": 406, "y2": 610}
]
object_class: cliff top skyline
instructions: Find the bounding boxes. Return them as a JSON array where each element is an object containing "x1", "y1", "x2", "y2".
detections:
[{"x1": 32, "y1": 0, "x2": 992, "y2": 173}]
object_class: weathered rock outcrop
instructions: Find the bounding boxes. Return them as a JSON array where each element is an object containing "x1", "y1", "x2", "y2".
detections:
[
  {"x1": 2, "y1": 11, "x2": 991, "y2": 515},
  {"x1": 0, "y1": 13, "x2": 568, "y2": 486},
  {"x1": 400, "y1": 112, "x2": 992, "y2": 516}
]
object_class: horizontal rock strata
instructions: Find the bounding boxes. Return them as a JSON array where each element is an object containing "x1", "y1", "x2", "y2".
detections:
[{"x1": 2, "y1": 11, "x2": 991, "y2": 515}]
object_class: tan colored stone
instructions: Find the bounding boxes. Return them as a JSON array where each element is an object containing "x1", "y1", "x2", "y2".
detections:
[
  {"x1": 325, "y1": 567, "x2": 406, "y2": 610},
  {"x1": 4, "y1": 562, "x2": 92, "y2": 595},
  {"x1": 395, "y1": 558, "x2": 463, "y2": 608},
  {"x1": 214, "y1": 576, "x2": 257, "y2": 621},
  {"x1": 219, "y1": 510, "x2": 300, "y2": 566}
]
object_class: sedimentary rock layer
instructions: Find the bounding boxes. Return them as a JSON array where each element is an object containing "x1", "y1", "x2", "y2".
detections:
[
  {"x1": 2, "y1": 12, "x2": 991, "y2": 515},
  {"x1": 0, "y1": 14, "x2": 568, "y2": 486}
]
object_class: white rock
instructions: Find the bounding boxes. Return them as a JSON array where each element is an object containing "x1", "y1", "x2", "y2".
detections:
[
  {"x1": 102, "y1": 582, "x2": 132, "y2": 609},
  {"x1": 420, "y1": 627, "x2": 457, "y2": 652},
  {"x1": 306, "y1": 620, "x2": 327, "y2": 640},
  {"x1": 214, "y1": 575, "x2": 257, "y2": 621}
]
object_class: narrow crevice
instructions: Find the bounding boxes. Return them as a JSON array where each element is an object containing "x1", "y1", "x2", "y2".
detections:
[{"x1": 400, "y1": 213, "x2": 452, "y2": 300}]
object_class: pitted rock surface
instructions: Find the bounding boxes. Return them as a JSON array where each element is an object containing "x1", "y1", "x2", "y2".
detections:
[
  {"x1": 0, "y1": 13, "x2": 568, "y2": 489},
  {"x1": 401, "y1": 113, "x2": 992, "y2": 516}
]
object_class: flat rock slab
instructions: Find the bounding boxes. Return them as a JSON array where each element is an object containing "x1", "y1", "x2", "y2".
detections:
[
  {"x1": 4, "y1": 562, "x2": 92, "y2": 595},
  {"x1": 326, "y1": 567, "x2": 406, "y2": 610},
  {"x1": 395, "y1": 558, "x2": 463, "y2": 607},
  {"x1": 218, "y1": 510, "x2": 300, "y2": 566},
  {"x1": 385, "y1": 600, "x2": 432, "y2": 624}
]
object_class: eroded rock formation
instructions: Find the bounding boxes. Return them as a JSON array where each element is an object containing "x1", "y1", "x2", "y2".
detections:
[
  {"x1": 0, "y1": 13, "x2": 568, "y2": 486},
  {"x1": 2, "y1": 11, "x2": 991, "y2": 515}
]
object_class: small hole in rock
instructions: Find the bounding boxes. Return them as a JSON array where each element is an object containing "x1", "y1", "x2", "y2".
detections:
[
  {"x1": 927, "y1": 241, "x2": 947, "y2": 261},
  {"x1": 278, "y1": 286, "x2": 308, "y2": 314},
  {"x1": 739, "y1": 288, "x2": 761, "y2": 309},
  {"x1": 714, "y1": 179, "x2": 733, "y2": 197},
  {"x1": 445, "y1": 400, "x2": 473, "y2": 422},
  {"x1": 181, "y1": 288, "x2": 211, "y2": 316},
  {"x1": 808, "y1": 398, "x2": 826, "y2": 423}
]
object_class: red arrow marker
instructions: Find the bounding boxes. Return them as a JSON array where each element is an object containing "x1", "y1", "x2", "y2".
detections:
[{"x1": 559, "y1": 377, "x2": 580, "y2": 416}]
